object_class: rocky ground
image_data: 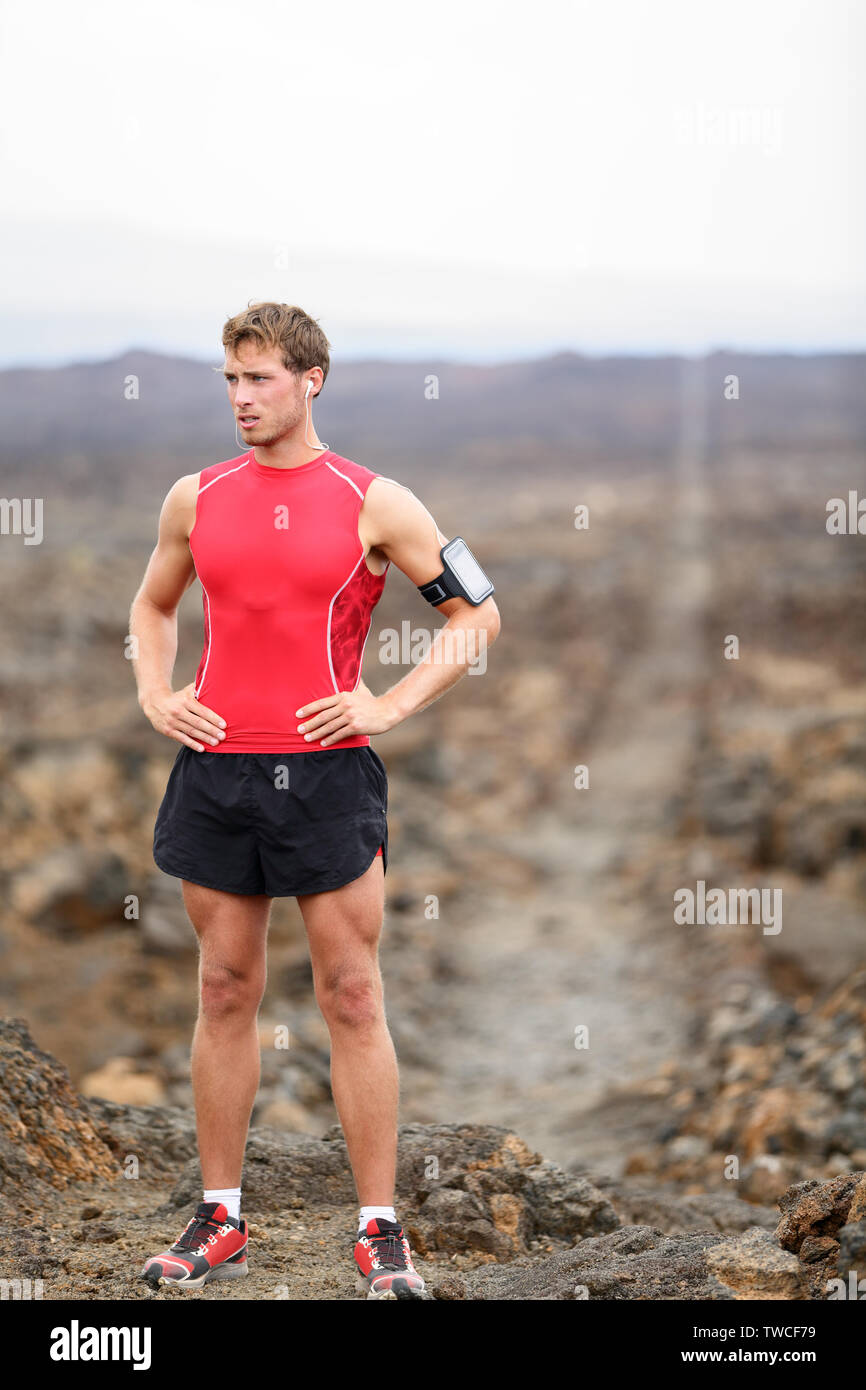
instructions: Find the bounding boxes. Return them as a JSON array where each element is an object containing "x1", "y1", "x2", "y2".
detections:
[{"x1": 2, "y1": 1018, "x2": 865, "y2": 1301}]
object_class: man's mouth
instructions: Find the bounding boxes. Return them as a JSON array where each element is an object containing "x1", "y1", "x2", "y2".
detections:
[{"x1": 238, "y1": 416, "x2": 260, "y2": 427}]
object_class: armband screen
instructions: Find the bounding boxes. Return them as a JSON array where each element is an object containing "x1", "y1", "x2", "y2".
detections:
[{"x1": 443, "y1": 538, "x2": 494, "y2": 604}]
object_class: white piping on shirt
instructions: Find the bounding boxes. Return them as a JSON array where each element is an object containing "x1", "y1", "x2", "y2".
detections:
[
  {"x1": 198, "y1": 457, "x2": 250, "y2": 494},
  {"x1": 194, "y1": 582, "x2": 213, "y2": 699},
  {"x1": 324, "y1": 459, "x2": 364, "y2": 499},
  {"x1": 352, "y1": 613, "x2": 375, "y2": 692}
]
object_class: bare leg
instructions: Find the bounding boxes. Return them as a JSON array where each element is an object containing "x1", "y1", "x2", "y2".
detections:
[
  {"x1": 297, "y1": 854, "x2": 397, "y2": 1206},
  {"x1": 182, "y1": 881, "x2": 271, "y2": 1190}
]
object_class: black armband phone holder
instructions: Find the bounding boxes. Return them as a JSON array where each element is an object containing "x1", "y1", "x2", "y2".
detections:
[{"x1": 417, "y1": 536, "x2": 495, "y2": 607}]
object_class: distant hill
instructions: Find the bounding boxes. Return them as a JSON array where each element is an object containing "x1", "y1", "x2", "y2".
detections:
[{"x1": 0, "y1": 349, "x2": 863, "y2": 496}]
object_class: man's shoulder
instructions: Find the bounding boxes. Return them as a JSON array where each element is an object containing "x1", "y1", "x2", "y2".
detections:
[{"x1": 164, "y1": 454, "x2": 249, "y2": 530}]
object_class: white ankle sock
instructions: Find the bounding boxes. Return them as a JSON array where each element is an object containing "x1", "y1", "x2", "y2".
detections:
[
  {"x1": 358, "y1": 1204, "x2": 397, "y2": 1235},
  {"x1": 203, "y1": 1187, "x2": 242, "y2": 1223}
]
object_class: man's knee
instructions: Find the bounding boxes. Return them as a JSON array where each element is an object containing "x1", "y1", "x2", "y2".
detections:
[
  {"x1": 316, "y1": 966, "x2": 382, "y2": 1029},
  {"x1": 199, "y1": 961, "x2": 264, "y2": 1023}
]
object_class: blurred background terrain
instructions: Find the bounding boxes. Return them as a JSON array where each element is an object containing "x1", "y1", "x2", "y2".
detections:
[{"x1": 1, "y1": 345, "x2": 864, "y2": 1213}]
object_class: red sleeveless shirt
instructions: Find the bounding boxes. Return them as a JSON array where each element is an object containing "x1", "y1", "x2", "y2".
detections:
[{"x1": 188, "y1": 449, "x2": 389, "y2": 752}]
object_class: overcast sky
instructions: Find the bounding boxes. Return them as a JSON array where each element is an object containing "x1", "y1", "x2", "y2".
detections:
[{"x1": 0, "y1": 0, "x2": 862, "y2": 367}]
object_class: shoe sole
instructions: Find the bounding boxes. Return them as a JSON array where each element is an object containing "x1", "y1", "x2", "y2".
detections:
[
  {"x1": 356, "y1": 1273, "x2": 426, "y2": 1301},
  {"x1": 143, "y1": 1257, "x2": 249, "y2": 1291}
]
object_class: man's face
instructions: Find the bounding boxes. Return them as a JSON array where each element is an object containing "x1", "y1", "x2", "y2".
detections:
[{"x1": 223, "y1": 343, "x2": 308, "y2": 445}]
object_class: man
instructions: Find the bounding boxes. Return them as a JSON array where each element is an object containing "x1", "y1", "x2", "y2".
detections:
[{"x1": 129, "y1": 302, "x2": 500, "y2": 1299}]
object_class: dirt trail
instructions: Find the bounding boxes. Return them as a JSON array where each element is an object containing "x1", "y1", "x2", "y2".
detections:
[{"x1": 423, "y1": 362, "x2": 719, "y2": 1174}]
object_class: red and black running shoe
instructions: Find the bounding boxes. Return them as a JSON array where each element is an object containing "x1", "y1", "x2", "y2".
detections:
[
  {"x1": 141, "y1": 1201, "x2": 248, "y2": 1290},
  {"x1": 354, "y1": 1217, "x2": 426, "y2": 1300}
]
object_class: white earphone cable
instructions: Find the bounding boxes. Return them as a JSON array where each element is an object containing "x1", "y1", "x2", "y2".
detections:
[
  {"x1": 235, "y1": 381, "x2": 329, "y2": 453},
  {"x1": 304, "y1": 388, "x2": 329, "y2": 451}
]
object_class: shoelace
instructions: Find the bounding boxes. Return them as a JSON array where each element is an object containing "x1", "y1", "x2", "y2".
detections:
[
  {"x1": 172, "y1": 1212, "x2": 224, "y2": 1254},
  {"x1": 368, "y1": 1229, "x2": 407, "y2": 1270}
]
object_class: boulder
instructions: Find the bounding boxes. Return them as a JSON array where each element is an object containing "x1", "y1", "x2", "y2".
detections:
[
  {"x1": 775, "y1": 1172, "x2": 866, "y2": 1252},
  {"x1": 706, "y1": 1226, "x2": 811, "y2": 1300}
]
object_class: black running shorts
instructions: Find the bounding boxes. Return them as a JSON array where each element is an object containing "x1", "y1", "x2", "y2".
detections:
[{"x1": 153, "y1": 744, "x2": 388, "y2": 896}]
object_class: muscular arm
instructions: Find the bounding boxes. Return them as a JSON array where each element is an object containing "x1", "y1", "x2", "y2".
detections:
[
  {"x1": 361, "y1": 477, "x2": 501, "y2": 722},
  {"x1": 129, "y1": 474, "x2": 227, "y2": 750},
  {"x1": 296, "y1": 476, "x2": 501, "y2": 746}
]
